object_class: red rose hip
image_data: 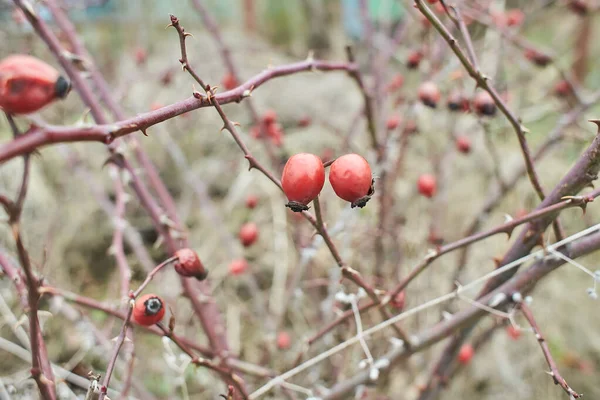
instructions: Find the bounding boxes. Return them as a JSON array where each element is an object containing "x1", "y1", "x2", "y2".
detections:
[
  {"x1": 417, "y1": 174, "x2": 437, "y2": 198},
  {"x1": 457, "y1": 344, "x2": 474, "y2": 365},
  {"x1": 133, "y1": 294, "x2": 165, "y2": 326},
  {"x1": 0, "y1": 54, "x2": 71, "y2": 114},
  {"x1": 229, "y1": 258, "x2": 248, "y2": 275},
  {"x1": 174, "y1": 248, "x2": 208, "y2": 280},
  {"x1": 277, "y1": 331, "x2": 291, "y2": 350},
  {"x1": 329, "y1": 154, "x2": 373, "y2": 208},
  {"x1": 456, "y1": 135, "x2": 471, "y2": 154},
  {"x1": 418, "y1": 81, "x2": 441, "y2": 108},
  {"x1": 245, "y1": 195, "x2": 258, "y2": 209},
  {"x1": 239, "y1": 222, "x2": 259, "y2": 247},
  {"x1": 473, "y1": 91, "x2": 496, "y2": 116},
  {"x1": 281, "y1": 153, "x2": 325, "y2": 212}
]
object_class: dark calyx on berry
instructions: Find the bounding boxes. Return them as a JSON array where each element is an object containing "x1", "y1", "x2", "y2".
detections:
[
  {"x1": 144, "y1": 297, "x2": 163, "y2": 316},
  {"x1": 478, "y1": 103, "x2": 496, "y2": 116},
  {"x1": 351, "y1": 178, "x2": 375, "y2": 209},
  {"x1": 54, "y1": 76, "x2": 71, "y2": 98},
  {"x1": 285, "y1": 201, "x2": 309, "y2": 212}
]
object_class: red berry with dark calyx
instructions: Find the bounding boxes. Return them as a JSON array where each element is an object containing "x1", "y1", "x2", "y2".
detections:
[
  {"x1": 506, "y1": 325, "x2": 521, "y2": 340},
  {"x1": 427, "y1": 0, "x2": 438, "y2": 3},
  {"x1": 282, "y1": 153, "x2": 325, "y2": 212},
  {"x1": 174, "y1": 248, "x2": 208, "y2": 280},
  {"x1": 277, "y1": 331, "x2": 291, "y2": 350},
  {"x1": 407, "y1": 50, "x2": 423, "y2": 69},
  {"x1": 554, "y1": 80, "x2": 573, "y2": 98},
  {"x1": 239, "y1": 222, "x2": 259, "y2": 247},
  {"x1": 456, "y1": 135, "x2": 471, "y2": 154},
  {"x1": 386, "y1": 115, "x2": 401, "y2": 130},
  {"x1": 245, "y1": 195, "x2": 258, "y2": 209},
  {"x1": 417, "y1": 174, "x2": 437, "y2": 198},
  {"x1": 0, "y1": 54, "x2": 71, "y2": 115},
  {"x1": 458, "y1": 344, "x2": 474, "y2": 365},
  {"x1": 473, "y1": 91, "x2": 496, "y2": 116},
  {"x1": 524, "y1": 49, "x2": 552, "y2": 67},
  {"x1": 133, "y1": 294, "x2": 165, "y2": 326},
  {"x1": 229, "y1": 258, "x2": 248, "y2": 275},
  {"x1": 329, "y1": 154, "x2": 374, "y2": 208},
  {"x1": 418, "y1": 81, "x2": 441, "y2": 108},
  {"x1": 447, "y1": 90, "x2": 470, "y2": 112}
]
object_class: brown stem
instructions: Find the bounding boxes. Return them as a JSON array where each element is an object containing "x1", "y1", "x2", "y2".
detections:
[{"x1": 520, "y1": 304, "x2": 581, "y2": 398}]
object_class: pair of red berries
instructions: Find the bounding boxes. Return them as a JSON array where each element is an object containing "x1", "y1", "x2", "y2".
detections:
[
  {"x1": 281, "y1": 153, "x2": 374, "y2": 211},
  {"x1": 0, "y1": 54, "x2": 71, "y2": 114}
]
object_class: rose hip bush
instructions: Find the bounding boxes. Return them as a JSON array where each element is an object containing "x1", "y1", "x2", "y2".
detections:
[{"x1": 1, "y1": 1, "x2": 600, "y2": 400}]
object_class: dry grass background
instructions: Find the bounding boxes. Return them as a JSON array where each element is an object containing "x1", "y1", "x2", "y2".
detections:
[{"x1": 1, "y1": 2, "x2": 600, "y2": 399}]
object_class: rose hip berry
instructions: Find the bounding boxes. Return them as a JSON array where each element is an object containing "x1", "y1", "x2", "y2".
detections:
[
  {"x1": 245, "y1": 195, "x2": 258, "y2": 209},
  {"x1": 229, "y1": 258, "x2": 248, "y2": 275},
  {"x1": 0, "y1": 54, "x2": 71, "y2": 115},
  {"x1": 277, "y1": 331, "x2": 291, "y2": 350},
  {"x1": 174, "y1": 248, "x2": 208, "y2": 280},
  {"x1": 473, "y1": 91, "x2": 496, "y2": 116},
  {"x1": 417, "y1": 174, "x2": 437, "y2": 198},
  {"x1": 506, "y1": 325, "x2": 521, "y2": 340},
  {"x1": 418, "y1": 81, "x2": 441, "y2": 108},
  {"x1": 447, "y1": 90, "x2": 469, "y2": 112},
  {"x1": 329, "y1": 154, "x2": 374, "y2": 208},
  {"x1": 133, "y1": 294, "x2": 165, "y2": 326},
  {"x1": 554, "y1": 80, "x2": 572, "y2": 98},
  {"x1": 457, "y1": 344, "x2": 474, "y2": 365},
  {"x1": 262, "y1": 109, "x2": 277, "y2": 125},
  {"x1": 407, "y1": 50, "x2": 423, "y2": 69},
  {"x1": 386, "y1": 115, "x2": 401, "y2": 130},
  {"x1": 390, "y1": 291, "x2": 405, "y2": 310},
  {"x1": 222, "y1": 73, "x2": 238, "y2": 91},
  {"x1": 281, "y1": 153, "x2": 325, "y2": 212},
  {"x1": 386, "y1": 74, "x2": 404, "y2": 92},
  {"x1": 456, "y1": 136, "x2": 471, "y2": 154},
  {"x1": 239, "y1": 222, "x2": 259, "y2": 247},
  {"x1": 524, "y1": 49, "x2": 552, "y2": 67}
]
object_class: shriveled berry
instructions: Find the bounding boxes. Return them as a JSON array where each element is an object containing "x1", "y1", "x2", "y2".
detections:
[
  {"x1": 417, "y1": 174, "x2": 437, "y2": 198},
  {"x1": 133, "y1": 294, "x2": 165, "y2": 326},
  {"x1": 329, "y1": 154, "x2": 373, "y2": 208},
  {"x1": 282, "y1": 153, "x2": 325, "y2": 212},
  {"x1": 229, "y1": 258, "x2": 248, "y2": 275},
  {"x1": 239, "y1": 222, "x2": 259, "y2": 247},
  {"x1": 174, "y1": 248, "x2": 208, "y2": 280},
  {"x1": 418, "y1": 81, "x2": 441, "y2": 108}
]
